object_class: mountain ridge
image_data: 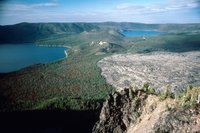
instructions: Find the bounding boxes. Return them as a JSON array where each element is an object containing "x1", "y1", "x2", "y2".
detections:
[
  {"x1": 1, "y1": 22, "x2": 200, "y2": 44},
  {"x1": 0, "y1": 22, "x2": 99, "y2": 43}
]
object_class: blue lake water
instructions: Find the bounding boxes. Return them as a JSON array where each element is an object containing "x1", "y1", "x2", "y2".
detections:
[
  {"x1": 0, "y1": 44, "x2": 68, "y2": 73},
  {"x1": 122, "y1": 30, "x2": 164, "y2": 37}
]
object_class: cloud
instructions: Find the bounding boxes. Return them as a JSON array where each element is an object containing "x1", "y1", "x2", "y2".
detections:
[
  {"x1": 116, "y1": 0, "x2": 199, "y2": 14},
  {"x1": 116, "y1": 3, "x2": 144, "y2": 10},
  {"x1": 1, "y1": 0, "x2": 200, "y2": 25},
  {"x1": 31, "y1": 3, "x2": 60, "y2": 7},
  {"x1": 5, "y1": 2, "x2": 60, "y2": 11}
]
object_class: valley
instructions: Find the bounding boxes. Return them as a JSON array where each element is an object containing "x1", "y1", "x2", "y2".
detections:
[
  {"x1": 0, "y1": 22, "x2": 200, "y2": 111},
  {"x1": 0, "y1": 22, "x2": 200, "y2": 133}
]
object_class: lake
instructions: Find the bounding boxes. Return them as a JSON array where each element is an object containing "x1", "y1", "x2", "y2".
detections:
[
  {"x1": 0, "y1": 44, "x2": 68, "y2": 73},
  {"x1": 122, "y1": 30, "x2": 164, "y2": 37}
]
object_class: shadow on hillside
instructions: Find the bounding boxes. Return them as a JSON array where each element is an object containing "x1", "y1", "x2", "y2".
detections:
[{"x1": 0, "y1": 109, "x2": 100, "y2": 133}]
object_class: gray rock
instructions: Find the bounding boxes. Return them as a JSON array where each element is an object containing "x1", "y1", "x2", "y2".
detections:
[
  {"x1": 92, "y1": 88, "x2": 147, "y2": 133},
  {"x1": 93, "y1": 88, "x2": 200, "y2": 133}
]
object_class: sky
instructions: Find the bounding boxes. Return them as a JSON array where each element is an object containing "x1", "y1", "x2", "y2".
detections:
[{"x1": 0, "y1": 0, "x2": 200, "y2": 25}]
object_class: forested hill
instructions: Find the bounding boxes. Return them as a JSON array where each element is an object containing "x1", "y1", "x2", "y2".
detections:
[
  {"x1": 1, "y1": 22, "x2": 200, "y2": 44},
  {"x1": 95, "y1": 22, "x2": 200, "y2": 32},
  {"x1": 0, "y1": 22, "x2": 99, "y2": 43}
]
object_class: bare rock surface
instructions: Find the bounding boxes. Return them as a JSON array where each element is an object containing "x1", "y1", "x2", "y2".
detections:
[
  {"x1": 93, "y1": 88, "x2": 200, "y2": 133},
  {"x1": 98, "y1": 52, "x2": 200, "y2": 93},
  {"x1": 92, "y1": 88, "x2": 148, "y2": 133}
]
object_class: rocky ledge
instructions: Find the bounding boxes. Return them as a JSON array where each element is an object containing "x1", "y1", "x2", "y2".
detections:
[{"x1": 93, "y1": 86, "x2": 200, "y2": 133}]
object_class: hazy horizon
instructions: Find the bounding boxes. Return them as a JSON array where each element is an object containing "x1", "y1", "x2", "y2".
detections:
[
  {"x1": 0, "y1": 0, "x2": 200, "y2": 25},
  {"x1": 1, "y1": 21, "x2": 200, "y2": 26}
]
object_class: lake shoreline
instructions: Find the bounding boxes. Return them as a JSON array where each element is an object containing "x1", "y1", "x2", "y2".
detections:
[
  {"x1": 36, "y1": 44, "x2": 72, "y2": 49},
  {"x1": 0, "y1": 44, "x2": 68, "y2": 73},
  {"x1": 122, "y1": 30, "x2": 165, "y2": 37}
]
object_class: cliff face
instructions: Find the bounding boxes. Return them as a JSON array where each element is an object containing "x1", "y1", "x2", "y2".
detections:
[
  {"x1": 93, "y1": 88, "x2": 200, "y2": 133},
  {"x1": 93, "y1": 88, "x2": 147, "y2": 133}
]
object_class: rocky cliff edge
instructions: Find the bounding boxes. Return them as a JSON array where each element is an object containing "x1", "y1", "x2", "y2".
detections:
[{"x1": 93, "y1": 85, "x2": 200, "y2": 133}]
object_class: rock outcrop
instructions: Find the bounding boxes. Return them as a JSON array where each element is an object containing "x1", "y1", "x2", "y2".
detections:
[
  {"x1": 93, "y1": 88, "x2": 147, "y2": 133},
  {"x1": 93, "y1": 87, "x2": 200, "y2": 133}
]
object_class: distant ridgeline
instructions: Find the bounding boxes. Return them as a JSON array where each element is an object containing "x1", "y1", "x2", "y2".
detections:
[
  {"x1": 0, "y1": 22, "x2": 200, "y2": 44},
  {"x1": 0, "y1": 22, "x2": 99, "y2": 43}
]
